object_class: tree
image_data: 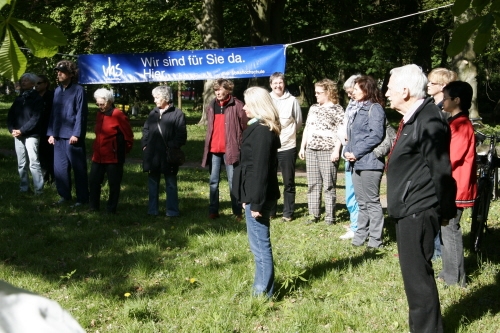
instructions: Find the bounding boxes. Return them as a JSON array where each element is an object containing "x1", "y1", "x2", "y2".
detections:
[{"x1": 0, "y1": 0, "x2": 66, "y2": 82}]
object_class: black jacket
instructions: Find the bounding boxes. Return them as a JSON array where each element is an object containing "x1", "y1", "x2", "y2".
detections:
[
  {"x1": 142, "y1": 106, "x2": 187, "y2": 173},
  {"x1": 386, "y1": 98, "x2": 457, "y2": 219},
  {"x1": 7, "y1": 90, "x2": 44, "y2": 137},
  {"x1": 232, "y1": 121, "x2": 281, "y2": 212}
]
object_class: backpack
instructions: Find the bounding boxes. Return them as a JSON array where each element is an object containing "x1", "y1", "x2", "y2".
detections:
[{"x1": 369, "y1": 103, "x2": 397, "y2": 158}]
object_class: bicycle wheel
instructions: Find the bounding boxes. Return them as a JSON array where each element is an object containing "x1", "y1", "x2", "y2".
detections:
[{"x1": 470, "y1": 178, "x2": 493, "y2": 252}]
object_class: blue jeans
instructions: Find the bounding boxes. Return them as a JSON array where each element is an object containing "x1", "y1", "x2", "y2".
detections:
[
  {"x1": 345, "y1": 161, "x2": 358, "y2": 231},
  {"x1": 245, "y1": 201, "x2": 274, "y2": 298},
  {"x1": 148, "y1": 168, "x2": 179, "y2": 216},
  {"x1": 14, "y1": 136, "x2": 44, "y2": 193},
  {"x1": 208, "y1": 153, "x2": 241, "y2": 215}
]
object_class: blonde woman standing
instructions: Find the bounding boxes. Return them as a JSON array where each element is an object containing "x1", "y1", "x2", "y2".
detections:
[
  {"x1": 232, "y1": 87, "x2": 281, "y2": 298},
  {"x1": 299, "y1": 79, "x2": 344, "y2": 225}
]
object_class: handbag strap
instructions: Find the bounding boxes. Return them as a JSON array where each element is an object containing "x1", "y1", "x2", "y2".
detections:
[{"x1": 156, "y1": 115, "x2": 169, "y2": 149}]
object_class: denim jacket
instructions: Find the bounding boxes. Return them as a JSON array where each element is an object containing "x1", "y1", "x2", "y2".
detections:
[{"x1": 345, "y1": 101, "x2": 385, "y2": 171}]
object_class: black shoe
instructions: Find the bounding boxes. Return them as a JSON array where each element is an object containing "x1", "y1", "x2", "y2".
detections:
[{"x1": 305, "y1": 215, "x2": 320, "y2": 225}]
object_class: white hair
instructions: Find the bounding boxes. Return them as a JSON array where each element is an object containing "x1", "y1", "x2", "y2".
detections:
[
  {"x1": 93, "y1": 88, "x2": 115, "y2": 103},
  {"x1": 152, "y1": 85, "x2": 173, "y2": 103},
  {"x1": 389, "y1": 64, "x2": 428, "y2": 99},
  {"x1": 343, "y1": 74, "x2": 362, "y2": 90}
]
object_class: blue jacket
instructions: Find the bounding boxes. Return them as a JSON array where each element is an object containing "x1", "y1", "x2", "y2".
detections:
[
  {"x1": 47, "y1": 82, "x2": 88, "y2": 139},
  {"x1": 345, "y1": 101, "x2": 385, "y2": 171}
]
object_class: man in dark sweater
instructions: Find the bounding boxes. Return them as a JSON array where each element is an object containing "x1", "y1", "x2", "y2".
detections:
[
  {"x1": 385, "y1": 64, "x2": 457, "y2": 333},
  {"x1": 47, "y1": 60, "x2": 89, "y2": 206}
]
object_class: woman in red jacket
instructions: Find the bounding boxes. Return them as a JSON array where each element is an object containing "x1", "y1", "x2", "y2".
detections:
[
  {"x1": 89, "y1": 88, "x2": 134, "y2": 213},
  {"x1": 439, "y1": 81, "x2": 477, "y2": 287}
]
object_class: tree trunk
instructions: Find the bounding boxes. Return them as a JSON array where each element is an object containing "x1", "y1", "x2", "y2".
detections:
[
  {"x1": 194, "y1": 0, "x2": 224, "y2": 125},
  {"x1": 452, "y1": 11, "x2": 479, "y2": 120}
]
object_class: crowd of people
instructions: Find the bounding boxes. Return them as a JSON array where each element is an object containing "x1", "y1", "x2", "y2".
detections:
[{"x1": 6, "y1": 60, "x2": 478, "y2": 333}]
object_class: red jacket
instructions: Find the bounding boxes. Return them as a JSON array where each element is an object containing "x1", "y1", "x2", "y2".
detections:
[
  {"x1": 201, "y1": 96, "x2": 248, "y2": 167},
  {"x1": 449, "y1": 112, "x2": 477, "y2": 207},
  {"x1": 92, "y1": 108, "x2": 134, "y2": 164}
]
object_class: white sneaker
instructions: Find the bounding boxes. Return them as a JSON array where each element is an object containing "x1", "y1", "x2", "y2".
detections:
[{"x1": 339, "y1": 230, "x2": 355, "y2": 240}]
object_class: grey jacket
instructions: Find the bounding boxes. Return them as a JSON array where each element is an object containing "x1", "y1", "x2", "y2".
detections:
[{"x1": 345, "y1": 101, "x2": 385, "y2": 171}]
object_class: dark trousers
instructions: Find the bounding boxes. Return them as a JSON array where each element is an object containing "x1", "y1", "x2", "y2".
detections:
[
  {"x1": 271, "y1": 148, "x2": 297, "y2": 218},
  {"x1": 39, "y1": 136, "x2": 54, "y2": 183},
  {"x1": 395, "y1": 208, "x2": 443, "y2": 333},
  {"x1": 53, "y1": 138, "x2": 89, "y2": 202},
  {"x1": 89, "y1": 162, "x2": 124, "y2": 213}
]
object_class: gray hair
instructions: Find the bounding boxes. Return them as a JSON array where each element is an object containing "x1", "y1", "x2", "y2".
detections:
[
  {"x1": 389, "y1": 64, "x2": 428, "y2": 99},
  {"x1": 269, "y1": 72, "x2": 285, "y2": 84},
  {"x1": 20, "y1": 73, "x2": 38, "y2": 85},
  {"x1": 93, "y1": 88, "x2": 115, "y2": 103},
  {"x1": 343, "y1": 74, "x2": 362, "y2": 90},
  {"x1": 152, "y1": 85, "x2": 173, "y2": 103}
]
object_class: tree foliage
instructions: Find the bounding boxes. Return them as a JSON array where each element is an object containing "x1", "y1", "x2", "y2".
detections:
[
  {"x1": 0, "y1": 0, "x2": 66, "y2": 81},
  {"x1": 447, "y1": 0, "x2": 500, "y2": 56}
]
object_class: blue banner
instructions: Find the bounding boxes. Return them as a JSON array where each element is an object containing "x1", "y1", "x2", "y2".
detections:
[{"x1": 78, "y1": 45, "x2": 286, "y2": 84}]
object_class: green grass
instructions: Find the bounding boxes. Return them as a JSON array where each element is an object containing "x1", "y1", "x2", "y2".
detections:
[{"x1": 0, "y1": 102, "x2": 500, "y2": 332}]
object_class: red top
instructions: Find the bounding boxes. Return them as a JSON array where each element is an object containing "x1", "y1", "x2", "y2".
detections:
[
  {"x1": 449, "y1": 112, "x2": 477, "y2": 207},
  {"x1": 92, "y1": 108, "x2": 134, "y2": 163}
]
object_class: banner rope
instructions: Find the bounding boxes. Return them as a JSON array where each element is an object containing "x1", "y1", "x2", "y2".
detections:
[{"x1": 285, "y1": 3, "x2": 453, "y2": 47}]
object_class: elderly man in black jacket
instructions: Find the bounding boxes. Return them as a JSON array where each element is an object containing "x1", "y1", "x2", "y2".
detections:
[{"x1": 385, "y1": 64, "x2": 457, "y2": 333}]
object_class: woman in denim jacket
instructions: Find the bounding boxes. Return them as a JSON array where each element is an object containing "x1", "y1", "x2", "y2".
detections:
[{"x1": 344, "y1": 75, "x2": 385, "y2": 249}]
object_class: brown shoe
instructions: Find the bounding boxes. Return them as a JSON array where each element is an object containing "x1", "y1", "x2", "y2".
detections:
[
  {"x1": 235, "y1": 214, "x2": 243, "y2": 222},
  {"x1": 209, "y1": 213, "x2": 220, "y2": 219}
]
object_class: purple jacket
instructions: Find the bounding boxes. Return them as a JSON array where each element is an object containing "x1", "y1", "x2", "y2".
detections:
[{"x1": 201, "y1": 96, "x2": 248, "y2": 167}]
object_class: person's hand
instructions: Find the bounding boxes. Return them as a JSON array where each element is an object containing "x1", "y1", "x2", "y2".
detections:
[
  {"x1": 344, "y1": 152, "x2": 357, "y2": 162},
  {"x1": 143, "y1": 146, "x2": 147, "y2": 150},
  {"x1": 69, "y1": 136, "x2": 78, "y2": 144},
  {"x1": 298, "y1": 148, "x2": 305, "y2": 160},
  {"x1": 331, "y1": 151, "x2": 340, "y2": 163},
  {"x1": 48, "y1": 136, "x2": 55, "y2": 145},
  {"x1": 11, "y1": 129, "x2": 21, "y2": 137},
  {"x1": 242, "y1": 203, "x2": 246, "y2": 209},
  {"x1": 251, "y1": 210, "x2": 261, "y2": 218}
]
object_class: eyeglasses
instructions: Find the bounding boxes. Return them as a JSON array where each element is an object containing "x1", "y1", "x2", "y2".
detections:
[
  {"x1": 315, "y1": 91, "x2": 325, "y2": 95},
  {"x1": 95, "y1": 103, "x2": 107, "y2": 107}
]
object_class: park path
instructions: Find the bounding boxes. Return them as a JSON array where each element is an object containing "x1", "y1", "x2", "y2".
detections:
[{"x1": 0, "y1": 148, "x2": 388, "y2": 208}]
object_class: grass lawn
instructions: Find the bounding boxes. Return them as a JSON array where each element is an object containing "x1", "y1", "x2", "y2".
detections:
[{"x1": 0, "y1": 101, "x2": 499, "y2": 332}]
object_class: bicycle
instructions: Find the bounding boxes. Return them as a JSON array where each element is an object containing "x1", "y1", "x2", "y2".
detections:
[{"x1": 470, "y1": 129, "x2": 500, "y2": 252}]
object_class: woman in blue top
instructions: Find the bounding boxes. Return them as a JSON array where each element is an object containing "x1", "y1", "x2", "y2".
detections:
[{"x1": 344, "y1": 75, "x2": 386, "y2": 249}]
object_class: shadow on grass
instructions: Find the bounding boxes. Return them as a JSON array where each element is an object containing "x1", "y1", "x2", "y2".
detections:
[{"x1": 273, "y1": 248, "x2": 386, "y2": 300}]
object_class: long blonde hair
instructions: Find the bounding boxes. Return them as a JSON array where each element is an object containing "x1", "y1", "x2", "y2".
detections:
[{"x1": 243, "y1": 87, "x2": 281, "y2": 135}]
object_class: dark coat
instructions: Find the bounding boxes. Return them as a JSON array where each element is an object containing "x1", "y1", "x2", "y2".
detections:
[
  {"x1": 232, "y1": 121, "x2": 281, "y2": 212},
  {"x1": 7, "y1": 90, "x2": 44, "y2": 137},
  {"x1": 201, "y1": 96, "x2": 248, "y2": 167},
  {"x1": 386, "y1": 98, "x2": 457, "y2": 219},
  {"x1": 345, "y1": 101, "x2": 385, "y2": 171},
  {"x1": 142, "y1": 106, "x2": 187, "y2": 173}
]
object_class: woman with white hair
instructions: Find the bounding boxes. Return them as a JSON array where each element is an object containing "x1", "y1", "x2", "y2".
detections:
[
  {"x1": 89, "y1": 88, "x2": 134, "y2": 213},
  {"x1": 142, "y1": 85, "x2": 187, "y2": 216},
  {"x1": 232, "y1": 86, "x2": 281, "y2": 298}
]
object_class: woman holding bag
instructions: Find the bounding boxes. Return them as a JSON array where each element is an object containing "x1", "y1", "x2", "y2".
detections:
[{"x1": 344, "y1": 75, "x2": 386, "y2": 249}]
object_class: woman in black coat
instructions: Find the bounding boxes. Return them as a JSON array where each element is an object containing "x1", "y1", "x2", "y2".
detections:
[
  {"x1": 142, "y1": 86, "x2": 187, "y2": 216},
  {"x1": 232, "y1": 87, "x2": 281, "y2": 298}
]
